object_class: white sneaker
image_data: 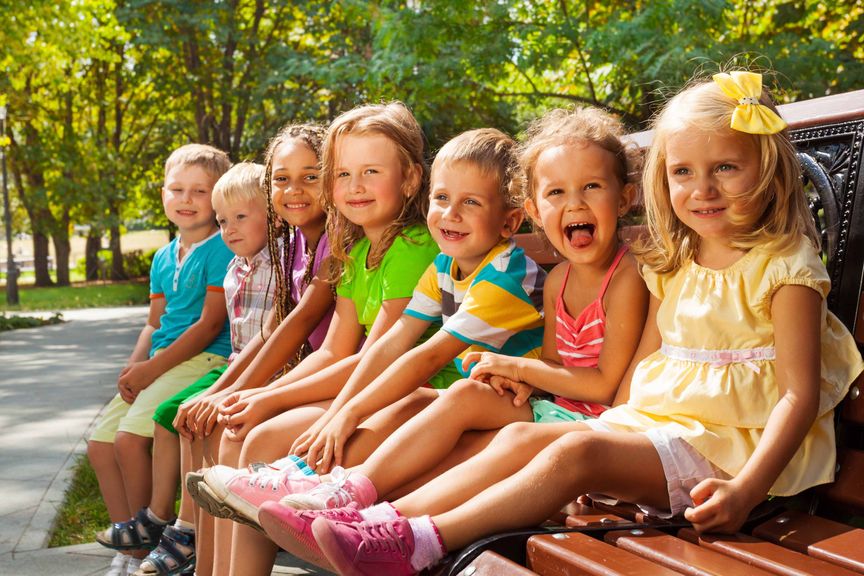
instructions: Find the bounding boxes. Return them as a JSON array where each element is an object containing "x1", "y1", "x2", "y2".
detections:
[
  {"x1": 125, "y1": 556, "x2": 142, "y2": 576},
  {"x1": 104, "y1": 552, "x2": 128, "y2": 576}
]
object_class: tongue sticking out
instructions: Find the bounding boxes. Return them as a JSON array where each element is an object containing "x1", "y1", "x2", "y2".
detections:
[{"x1": 569, "y1": 227, "x2": 593, "y2": 248}]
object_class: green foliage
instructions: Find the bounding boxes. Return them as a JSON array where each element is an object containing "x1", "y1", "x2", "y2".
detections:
[
  {"x1": 74, "y1": 248, "x2": 156, "y2": 280},
  {"x1": 1, "y1": 0, "x2": 862, "y2": 275},
  {"x1": 0, "y1": 311, "x2": 64, "y2": 331},
  {"x1": 0, "y1": 281, "x2": 149, "y2": 311},
  {"x1": 48, "y1": 455, "x2": 109, "y2": 547}
]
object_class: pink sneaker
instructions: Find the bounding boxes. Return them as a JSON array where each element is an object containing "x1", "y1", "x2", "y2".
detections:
[
  {"x1": 312, "y1": 516, "x2": 417, "y2": 576},
  {"x1": 258, "y1": 501, "x2": 363, "y2": 570},
  {"x1": 196, "y1": 464, "x2": 320, "y2": 526},
  {"x1": 280, "y1": 466, "x2": 377, "y2": 510}
]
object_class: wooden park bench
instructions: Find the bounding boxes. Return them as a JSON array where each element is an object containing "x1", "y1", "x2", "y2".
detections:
[{"x1": 443, "y1": 88, "x2": 864, "y2": 576}]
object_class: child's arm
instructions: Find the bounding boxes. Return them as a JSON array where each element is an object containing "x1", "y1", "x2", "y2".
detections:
[
  {"x1": 217, "y1": 295, "x2": 405, "y2": 441},
  {"x1": 117, "y1": 298, "x2": 164, "y2": 401},
  {"x1": 175, "y1": 273, "x2": 334, "y2": 438},
  {"x1": 118, "y1": 291, "x2": 227, "y2": 401},
  {"x1": 685, "y1": 284, "x2": 822, "y2": 534},
  {"x1": 612, "y1": 293, "x2": 661, "y2": 405},
  {"x1": 467, "y1": 260, "x2": 649, "y2": 406},
  {"x1": 296, "y1": 318, "x2": 468, "y2": 469}
]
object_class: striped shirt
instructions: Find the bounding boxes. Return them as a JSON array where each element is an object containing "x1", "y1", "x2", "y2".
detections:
[
  {"x1": 554, "y1": 245, "x2": 628, "y2": 417},
  {"x1": 405, "y1": 239, "x2": 546, "y2": 387},
  {"x1": 224, "y1": 248, "x2": 274, "y2": 360}
]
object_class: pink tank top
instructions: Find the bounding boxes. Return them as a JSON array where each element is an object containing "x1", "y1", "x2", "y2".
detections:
[{"x1": 554, "y1": 246, "x2": 628, "y2": 417}]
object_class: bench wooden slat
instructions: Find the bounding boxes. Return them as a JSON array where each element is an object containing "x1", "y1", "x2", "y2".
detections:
[
  {"x1": 455, "y1": 550, "x2": 539, "y2": 575},
  {"x1": 560, "y1": 501, "x2": 631, "y2": 528},
  {"x1": 752, "y1": 511, "x2": 864, "y2": 573},
  {"x1": 526, "y1": 532, "x2": 680, "y2": 575},
  {"x1": 677, "y1": 527, "x2": 860, "y2": 576},
  {"x1": 605, "y1": 528, "x2": 776, "y2": 576}
]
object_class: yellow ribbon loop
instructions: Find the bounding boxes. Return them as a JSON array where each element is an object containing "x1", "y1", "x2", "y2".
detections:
[{"x1": 712, "y1": 71, "x2": 788, "y2": 135}]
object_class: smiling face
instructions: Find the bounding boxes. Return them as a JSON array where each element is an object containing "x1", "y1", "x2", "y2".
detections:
[
  {"x1": 427, "y1": 161, "x2": 521, "y2": 277},
  {"x1": 526, "y1": 142, "x2": 632, "y2": 270},
  {"x1": 664, "y1": 127, "x2": 761, "y2": 260},
  {"x1": 270, "y1": 139, "x2": 326, "y2": 242},
  {"x1": 162, "y1": 164, "x2": 219, "y2": 241},
  {"x1": 331, "y1": 133, "x2": 418, "y2": 245},
  {"x1": 214, "y1": 197, "x2": 269, "y2": 260}
]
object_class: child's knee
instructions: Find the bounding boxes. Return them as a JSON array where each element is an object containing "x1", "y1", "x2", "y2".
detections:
[{"x1": 114, "y1": 431, "x2": 152, "y2": 460}]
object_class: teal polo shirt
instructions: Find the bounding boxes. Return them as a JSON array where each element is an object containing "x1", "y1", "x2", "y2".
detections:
[{"x1": 149, "y1": 231, "x2": 233, "y2": 358}]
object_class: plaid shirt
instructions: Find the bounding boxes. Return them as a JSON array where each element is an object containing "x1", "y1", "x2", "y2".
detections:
[{"x1": 223, "y1": 248, "x2": 274, "y2": 360}]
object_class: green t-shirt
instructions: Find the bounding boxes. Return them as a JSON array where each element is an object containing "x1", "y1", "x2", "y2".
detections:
[{"x1": 335, "y1": 225, "x2": 458, "y2": 389}]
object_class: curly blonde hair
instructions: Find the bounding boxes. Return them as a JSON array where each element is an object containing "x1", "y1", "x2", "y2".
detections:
[
  {"x1": 320, "y1": 102, "x2": 429, "y2": 280},
  {"x1": 639, "y1": 77, "x2": 818, "y2": 274},
  {"x1": 519, "y1": 107, "x2": 641, "y2": 211}
]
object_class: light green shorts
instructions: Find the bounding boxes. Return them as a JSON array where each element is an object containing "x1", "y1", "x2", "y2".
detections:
[
  {"x1": 90, "y1": 351, "x2": 227, "y2": 443},
  {"x1": 529, "y1": 397, "x2": 593, "y2": 424}
]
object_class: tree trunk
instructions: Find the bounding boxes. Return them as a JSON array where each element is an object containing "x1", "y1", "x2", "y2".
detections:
[
  {"x1": 85, "y1": 228, "x2": 102, "y2": 281},
  {"x1": 109, "y1": 200, "x2": 126, "y2": 280},
  {"x1": 52, "y1": 230, "x2": 71, "y2": 286},
  {"x1": 32, "y1": 229, "x2": 53, "y2": 287}
]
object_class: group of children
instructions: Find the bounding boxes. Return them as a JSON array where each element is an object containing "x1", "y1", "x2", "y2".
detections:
[{"x1": 87, "y1": 70, "x2": 864, "y2": 576}]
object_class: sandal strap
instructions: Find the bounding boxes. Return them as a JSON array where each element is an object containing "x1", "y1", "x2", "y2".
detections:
[{"x1": 145, "y1": 527, "x2": 196, "y2": 575}]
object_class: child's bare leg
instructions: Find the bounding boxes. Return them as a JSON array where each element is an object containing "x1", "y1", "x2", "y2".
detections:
[
  {"x1": 352, "y1": 380, "x2": 533, "y2": 496},
  {"x1": 149, "y1": 424, "x2": 180, "y2": 520},
  {"x1": 178, "y1": 434, "x2": 197, "y2": 523},
  {"x1": 394, "y1": 421, "x2": 579, "y2": 516},
  {"x1": 88, "y1": 440, "x2": 130, "y2": 522},
  {"x1": 227, "y1": 405, "x2": 328, "y2": 576},
  {"x1": 114, "y1": 431, "x2": 154, "y2": 515},
  {"x1": 383, "y1": 429, "x2": 496, "y2": 500},
  {"x1": 212, "y1": 429, "x2": 244, "y2": 576},
  {"x1": 433, "y1": 430, "x2": 668, "y2": 550},
  {"x1": 337, "y1": 387, "x2": 441, "y2": 469},
  {"x1": 193, "y1": 425, "x2": 224, "y2": 576}
]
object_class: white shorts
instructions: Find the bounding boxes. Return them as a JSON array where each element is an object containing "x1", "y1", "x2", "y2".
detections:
[{"x1": 582, "y1": 419, "x2": 731, "y2": 517}]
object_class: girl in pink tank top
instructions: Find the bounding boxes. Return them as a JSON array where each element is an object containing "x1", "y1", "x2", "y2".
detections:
[{"x1": 463, "y1": 107, "x2": 650, "y2": 425}]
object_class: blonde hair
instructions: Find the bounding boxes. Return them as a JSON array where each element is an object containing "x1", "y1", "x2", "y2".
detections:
[
  {"x1": 164, "y1": 143, "x2": 231, "y2": 182},
  {"x1": 519, "y1": 107, "x2": 640, "y2": 209},
  {"x1": 211, "y1": 162, "x2": 266, "y2": 211},
  {"x1": 261, "y1": 123, "x2": 328, "y2": 330},
  {"x1": 432, "y1": 128, "x2": 521, "y2": 208},
  {"x1": 321, "y1": 102, "x2": 429, "y2": 278},
  {"x1": 640, "y1": 78, "x2": 818, "y2": 274}
]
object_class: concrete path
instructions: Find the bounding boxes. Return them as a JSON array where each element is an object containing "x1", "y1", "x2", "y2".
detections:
[{"x1": 0, "y1": 307, "x2": 324, "y2": 575}]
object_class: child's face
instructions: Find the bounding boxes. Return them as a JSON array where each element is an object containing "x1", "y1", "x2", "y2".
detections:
[
  {"x1": 665, "y1": 127, "x2": 760, "y2": 250},
  {"x1": 215, "y1": 197, "x2": 269, "y2": 260},
  {"x1": 527, "y1": 143, "x2": 632, "y2": 268},
  {"x1": 332, "y1": 133, "x2": 419, "y2": 243},
  {"x1": 270, "y1": 139, "x2": 326, "y2": 236},
  {"x1": 428, "y1": 161, "x2": 521, "y2": 277},
  {"x1": 162, "y1": 164, "x2": 218, "y2": 236}
]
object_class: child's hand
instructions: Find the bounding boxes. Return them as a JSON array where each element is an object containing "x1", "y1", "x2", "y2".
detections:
[
  {"x1": 300, "y1": 410, "x2": 360, "y2": 473},
  {"x1": 218, "y1": 394, "x2": 274, "y2": 441},
  {"x1": 290, "y1": 413, "x2": 333, "y2": 460},
  {"x1": 683, "y1": 477, "x2": 763, "y2": 534},
  {"x1": 463, "y1": 351, "x2": 522, "y2": 384},
  {"x1": 190, "y1": 393, "x2": 227, "y2": 439},
  {"x1": 117, "y1": 361, "x2": 157, "y2": 403},
  {"x1": 487, "y1": 376, "x2": 534, "y2": 407}
]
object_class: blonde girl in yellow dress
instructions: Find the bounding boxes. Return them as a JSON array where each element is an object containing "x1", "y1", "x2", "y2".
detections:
[{"x1": 305, "y1": 72, "x2": 864, "y2": 575}]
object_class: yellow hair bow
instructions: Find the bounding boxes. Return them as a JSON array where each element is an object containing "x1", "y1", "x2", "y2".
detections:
[{"x1": 712, "y1": 71, "x2": 787, "y2": 135}]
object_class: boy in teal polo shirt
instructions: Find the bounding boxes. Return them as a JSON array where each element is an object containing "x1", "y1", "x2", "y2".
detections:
[{"x1": 88, "y1": 144, "x2": 233, "y2": 576}]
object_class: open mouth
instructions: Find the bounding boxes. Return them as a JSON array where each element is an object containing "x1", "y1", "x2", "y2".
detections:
[
  {"x1": 693, "y1": 208, "x2": 725, "y2": 215},
  {"x1": 565, "y1": 222, "x2": 595, "y2": 248},
  {"x1": 282, "y1": 202, "x2": 309, "y2": 210},
  {"x1": 440, "y1": 229, "x2": 468, "y2": 241}
]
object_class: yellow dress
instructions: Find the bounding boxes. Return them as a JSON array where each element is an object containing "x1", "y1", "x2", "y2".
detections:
[{"x1": 599, "y1": 237, "x2": 864, "y2": 496}]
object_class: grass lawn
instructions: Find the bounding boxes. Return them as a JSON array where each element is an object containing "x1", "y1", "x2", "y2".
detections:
[
  {"x1": 0, "y1": 280, "x2": 149, "y2": 311},
  {"x1": 49, "y1": 456, "x2": 111, "y2": 547}
]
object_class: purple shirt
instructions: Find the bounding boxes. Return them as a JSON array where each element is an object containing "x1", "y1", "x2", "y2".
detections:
[{"x1": 287, "y1": 230, "x2": 333, "y2": 351}]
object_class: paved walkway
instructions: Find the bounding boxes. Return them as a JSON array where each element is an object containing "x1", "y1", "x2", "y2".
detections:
[{"x1": 0, "y1": 308, "x2": 324, "y2": 575}]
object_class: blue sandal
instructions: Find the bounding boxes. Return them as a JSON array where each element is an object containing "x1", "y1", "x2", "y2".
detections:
[
  {"x1": 136, "y1": 526, "x2": 195, "y2": 576},
  {"x1": 96, "y1": 508, "x2": 168, "y2": 551}
]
